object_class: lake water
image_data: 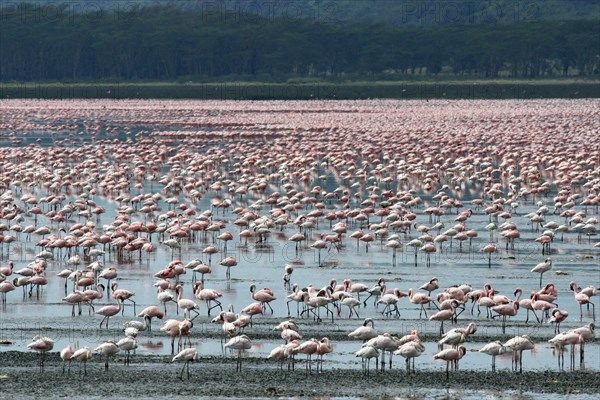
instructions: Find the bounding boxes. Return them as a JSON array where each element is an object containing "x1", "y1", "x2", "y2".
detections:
[{"x1": 0, "y1": 99, "x2": 598, "y2": 384}]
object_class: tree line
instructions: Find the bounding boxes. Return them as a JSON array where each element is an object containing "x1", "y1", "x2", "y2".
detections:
[{"x1": 1, "y1": 3, "x2": 598, "y2": 82}]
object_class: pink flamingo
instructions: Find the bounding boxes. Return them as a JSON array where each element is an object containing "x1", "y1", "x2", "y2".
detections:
[
  {"x1": 480, "y1": 243, "x2": 497, "y2": 267},
  {"x1": 218, "y1": 256, "x2": 237, "y2": 279},
  {"x1": 111, "y1": 282, "x2": 136, "y2": 316},
  {"x1": 365, "y1": 333, "x2": 399, "y2": 370},
  {"x1": 394, "y1": 340, "x2": 425, "y2": 373},
  {"x1": 429, "y1": 300, "x2": 460, "y2": 336},
  {"x1": 504, "y1": 335, "x2": 535, "y2": 373},
  {"x1": 250, "y1": 283, "x2": 276, "y2": 313},
  {"x1": 492, "y1": 301, "x2": 519, "y2": 334},
  {"x1": 70, "y1": 346, "x2": 92, "y2": 375},
  {"x1": 479, "y1": 341, "x2": 506, "y2": 372},
  {"x1": 570, "y1": 281, "x2": 595, "y2": 321},
  {"x1": 241, "y1": 302, "x2": 263, "y2": 326},
  {"x1": 348, "y1": 318, "x2": 378, "y2": 342},
  {"x1": 96, "y1": 301, "x2": 122, "y2": 329},
  {"x1": 175, "y1": 284, "x2": 200, "y2": 320},
  {"x1": 408, "y1": 288, "x2": 434, "y2": 318},
  {"x1": 60, "y1": 344, "x2": 75, "y2": 374},
  {"x1": 193, "y1": 281, "x2": 223, "y2": 315},
  {"x1": 549, "y1": 331, "x2": 584, "y2": 370},
  {"x1": 513, "y1": 288, "x2": 539, "y2": 323},
  {"x1": 94, "y1": 341, "x2": 120, "y2": 371},
  {"x1": 137, "y1": 305, "x2": 165, "y2": 330},
  {"x1": 172, "y1": 347, "x2": 198, "y2": 380},
  {"x1": 161, "y1": 318, "x2": 194, "y2": 354},
  {"x1": 224, "y1": 334, "x2": 252, "y2": 372},
  {"x1": 27, "y1": 336, "x2": 54, "y2": 371},
  {"x1": 531, "y1": 258, "x2": 552, "y2": 287},
  {"x1": 548, "y1": 308, "x2": 569, "y2": 333},
  {"x1": 317, "y1": 337, "x2": 334, "y2": 371},
  {"x1": 433, "y1": 345, "x2": 466, "y2": 379},
  {"x1": 419, "y1": 277, "x2": 439, "y2": 297},
  {"x1": 62, "y1": 290, "x2": 85, "y2": 316}
]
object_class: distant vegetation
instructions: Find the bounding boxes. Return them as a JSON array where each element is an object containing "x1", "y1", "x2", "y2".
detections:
[
  {"x1": 0, "y1": 2, "x2": 598, "y2": 83},
  {"x1": 13, "y1": 0, "x2": 600, "y2": 27}
]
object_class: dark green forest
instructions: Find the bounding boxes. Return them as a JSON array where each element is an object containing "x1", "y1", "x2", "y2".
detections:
[
  {"x1": 1, "y1": 2, "x2": 599, "y2": 82},
  {"x1": 12, "y1": 0, "x2": 600, "y2": 27}
]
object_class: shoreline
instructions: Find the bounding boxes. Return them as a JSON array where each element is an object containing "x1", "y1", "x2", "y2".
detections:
[
  {"x1": 1, "y1": 351, "x2": 599, "y2": 398},
  {"x1": 1, "y1": 80, "x2": 598, "y2": 100}
]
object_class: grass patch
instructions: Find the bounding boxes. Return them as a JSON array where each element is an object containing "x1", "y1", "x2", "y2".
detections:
[{"x1": 1, "y1": 80, "x2": 598, "y2": 100}]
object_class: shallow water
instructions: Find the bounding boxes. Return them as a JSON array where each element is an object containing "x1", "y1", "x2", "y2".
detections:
[{"x1": 0, "y1": 100, "x2": 598, "y2": 395}]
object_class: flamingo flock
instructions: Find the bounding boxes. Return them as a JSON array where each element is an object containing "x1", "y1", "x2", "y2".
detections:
[{"x1": 1, "y1": 99, "x2": 599, "y2": 379}]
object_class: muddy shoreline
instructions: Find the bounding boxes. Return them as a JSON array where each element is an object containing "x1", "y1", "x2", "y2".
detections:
[
  {"x1": 1, "y1": 350, "x2": 598, "y2": 398},
  {"x1": 2, "y1": 315, "x2": 599, "y2": 398}
]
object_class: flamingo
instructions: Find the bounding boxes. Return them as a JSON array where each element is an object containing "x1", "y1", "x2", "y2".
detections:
[
  {"x1": 549, "y1": 331, "x2": 584, "y2": 370},
  {"x1": 338, "y1": 292, "x2": 361, "y2": 318},
  {"x1": 136, "y1": 306, "x2": 165, "y2": 330},
  {"x1": 111, "y1": 282, "x2": 136, "y2": 316},
  {"x1": 62, "y1": 290, "x2": 85, "y2": 317},
  {"x1": 161, "y1": 318, "x2": 194, "y2": 354},
  {"x1": 531, "y1": 292, "x2": 555, "y2": 320},
  {"x1": 310, "y1": 237, "x2": 329, "y2": 266},
  {"x1": 568, "y1": 322, "x2": 595, "y2": 341},
  {"x1": 299, "y1": 291, "x2": 334, "y2": 323},
  {"x1": 394, "y1": 341, "x2": 425, "y2": 373},
  {"x1": 429, "y1": 300, "x2": 460, "y2": 336},
  {"x1": 192, "y1": 263, "x2": 212, "y2": 284},
  {"x1": 282, "y1": 264, "x2": 293, "y2": 287},
  {"x1": 267, "y1": 344, "x2": 288, "y2": 369},
  {"x1": 355, "y1": 344, "x2": 379, "y2": 375},
  {"x1": 419, "y1": 277, "x2": 439, "y2": 297},
  {"x1": 194, "y1": 281, "x2": 223, "y2": 316},
  {"x1": 531, "y1": 258, "x2": 552, "y2": 287},
  {"x1": 316, "y1": 337, "x2": 333, "y2": 372},
  {"x1": 364, "y1": 333, "x2": 399, "y2": 370},
  {"x1": 250, "y1": 283, "x2": 276, "y2": 313},
  {"x1": 70, "y1": 346, "x2": 92, "y2": 375},
  {"x1": 492, "y1": 301, "x2": 519, "y2": 334},
  {"x1": 94, "y1": 341, "x2": 119, "y2": 370},
  {"x1": 503, "y1": 335, "x2": 535, "y2": 373},
  {"x1": 479, "y1": 341, "x2": 506, "y2": 372},
  {"x1": 286, "y1": 283, "x2": 305, "y2": 317},
  {"x1": 27, "y1": 336, "x2": 54, "y2": 371},
  {"x1": 172, "y1": 347, "x2": 198, "y2": 380},
  {"x1": 224, "y1": 334, "x2": 252, "y2": 372},
  {"x1": 60, "y1": 344, "x2": 75, "y2": 374},
  {"x1": 175, "y1": 284, "x2": 200, "y2": 320},
  {"x1": 99, "y1": 267, "x2": 118, "y2": 297},
  {"x1": 347, "y1": 280, "x2": 369, "y2": 300},
  {"x1": 156, "y1": 285, "x2": 177, "y2": 314},
  {"x1": 117, "y1": 336, "x2": 137, "y2": 366},
  {"x1": 218, "y1": 256, "x2": 237, "y2": 279},
  {"x1": 288, "y1": 233, "x2": 305, "y2": 253},
  {"x1": 377, "y1": 288, "x2": 404, "y2": 318},
  {"x1": 438, "y1": 322, "x2": 477, "y2": 348},
  {"x1": 514, "y1": 288, "x2": 539, "y2": 323},
  {"x1": 570, "y1": 281, "x2": 596, "y2": 321},
  {"x1": 348, "y1": 318, "x2": 378, "y2": 342},
  {"x1": 433, "y1": 345, "x2": 466, "y2": 379},
  {"x1": 408, "y1": 288, "x2": 434, "y2": 318},
  {"x1": 240, "y1": 302, "x2": 263, "y2": 326},
  {"x1": 362, "y1": 277, "x2": 386, "y2": 306},
  {"x1": 290, "y1": 338, "x2": 320, "y2": 372},
  {"x1": 96, "y1": 301, "x2": 122, "y2": 329},
  {"x1": 480, "y1": 243, "x2": 497, "y2": 268}
]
